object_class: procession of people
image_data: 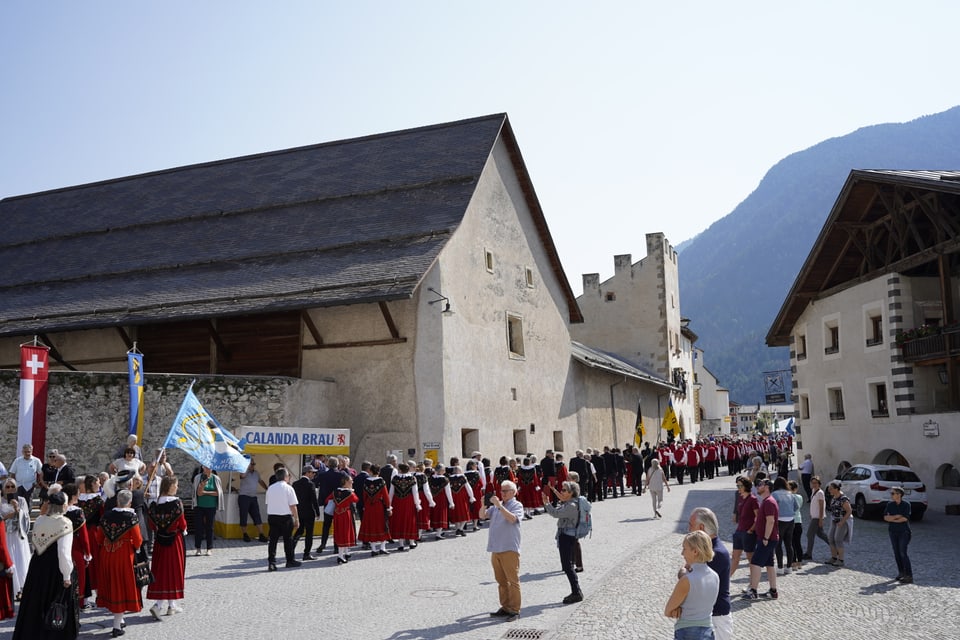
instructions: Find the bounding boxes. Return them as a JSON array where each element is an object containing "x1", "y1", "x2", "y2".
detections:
[{"x1": 0, "y1": 428, "x2": 874, "y2": 640}]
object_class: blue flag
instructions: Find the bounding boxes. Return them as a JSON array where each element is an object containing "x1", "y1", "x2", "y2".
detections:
[
  {"x1": 784, "y1": 417, "x2": 796, "y2": 437},
  {"x1": 161, "y1": 383, "x2": 249, "y2": 472}
]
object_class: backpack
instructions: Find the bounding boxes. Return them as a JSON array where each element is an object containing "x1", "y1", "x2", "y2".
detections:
[{"x1": 574, "y1": 496, "x2": 592, "y2": 539}]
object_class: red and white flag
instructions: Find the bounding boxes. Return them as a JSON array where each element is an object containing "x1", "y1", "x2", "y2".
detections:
[{"x1": 17, "y1": 345, "x2": 50, "y2": 459}]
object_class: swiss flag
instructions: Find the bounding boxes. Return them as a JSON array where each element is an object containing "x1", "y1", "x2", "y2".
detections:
[{"x1": 17, "y1": 345, "x2": 50, "y2": 459}]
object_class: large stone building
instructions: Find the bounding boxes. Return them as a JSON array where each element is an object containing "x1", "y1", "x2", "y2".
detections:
[
  {"x1": 0, "y1": 114, "x2": 680, "y2": 465},
  {"x1": 572, "y1": 236, "x2": 696, "y2": 440},
  {"x1": 768, "y1": 170, "x2": 960, "y2": 511}
]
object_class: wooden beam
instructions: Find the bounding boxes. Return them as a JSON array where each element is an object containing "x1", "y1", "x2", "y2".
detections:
[
  {"x1": 115, "y1": 327, "x2": 134, "y2": 350},
  {"x1": 303, "y1": 338, "x2": 407, "y2": 350},
  {"x1": 378, "y1": 302, "x2": 401, "y2": 340},
  {"x1": 38, "y1": 333, "x2": 77, "y2": 371},
  {"x1": 206, "y1": 320, "x2": 231, "y2": 362},
  {"x1": 301, "y1": 311, "x2": 324, "y2": 346}
]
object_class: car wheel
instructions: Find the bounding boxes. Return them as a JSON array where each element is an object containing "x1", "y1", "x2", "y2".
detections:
[{"x1": 854, "y1": 494, "x2": 868, "y2": 519}]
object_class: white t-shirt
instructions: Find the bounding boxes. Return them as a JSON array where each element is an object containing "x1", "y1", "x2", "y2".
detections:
[
  {"x1": 809, "y1": 488, "x2": 826, "y2": 519},
  {"x1": 265, "y1": 481, "x2": 298, "y2": 516}
]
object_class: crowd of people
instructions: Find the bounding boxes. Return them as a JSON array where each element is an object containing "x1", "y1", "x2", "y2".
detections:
[
  {"x1": 0, "y1": 437, "x2": 186, "y2": 639},
  {"x1": 0, "y1": 429, "x2": 915, "y2": 640}
]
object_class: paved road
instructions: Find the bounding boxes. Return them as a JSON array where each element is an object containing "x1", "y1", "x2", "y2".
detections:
[{"x1": 2, "y1": 472, "x2": 957, "y2": 639}]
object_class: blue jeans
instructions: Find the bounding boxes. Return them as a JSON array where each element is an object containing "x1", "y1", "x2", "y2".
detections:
[
  {"x1": 889, "y1": 528, "x2": 912, "y2": 577},
  {"x1": 675, "y1": 625, "x2": 715, "y2": 640}
]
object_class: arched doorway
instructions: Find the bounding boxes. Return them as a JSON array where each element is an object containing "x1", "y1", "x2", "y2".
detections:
[{"x1": 872, "y1": 449, "x2": 909, "y2": 466}]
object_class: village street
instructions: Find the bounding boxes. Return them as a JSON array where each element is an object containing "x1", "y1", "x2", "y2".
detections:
[{"x1": 3, "y1": 469, "x2": 956, "y2": 640}]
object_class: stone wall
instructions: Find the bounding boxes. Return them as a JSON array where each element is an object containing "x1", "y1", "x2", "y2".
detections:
[{"x1": 0, "y1": 370, "x2": 337, "y2": 493}]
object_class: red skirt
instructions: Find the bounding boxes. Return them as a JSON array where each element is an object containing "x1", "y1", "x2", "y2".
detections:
[
  {"x1": 389, "y1": 495, "x2": 419, "y2": 540},
  {"x1": 430, "y1": 492, "x2": 449, "y2": 530},
  {"x1": 358, "y1": 496, "x2": 390, "y2": 543},
  {"x1": 417, "y1": 491, "x2": 432, "y2": 531},
  {"x1": 450, "y1": 491, "x2": 472, "y2": 524}
]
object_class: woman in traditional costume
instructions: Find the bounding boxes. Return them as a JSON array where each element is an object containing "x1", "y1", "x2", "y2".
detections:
[
  {"x1": 62, "y1": 483, "x2": 91, "y2": 611},
  {"x1": 358, "y1": 469, "x2": 392, "y2": 557},
  {"x1": 414, "y1": 463, "x2": 434, "y2": 542},
  {"x1": 0, "y1": 479, "x2": 31, "y2": 602},
  {"x1": 146, "y1": 475, "x2": 187, "y2": 618},
  {"x1": 428, "y1": 465, "x2": 453, "y2": 539},
  {"x1": 447, "y1": 466, "x2": 475, "y2": 537},
  {"x1": 77, "y1": 474, "x2": 104, "y2": 607},
  {"x1": 12, "y1": 484, "x2": 79, "y2": 640},
  {"x1": 96, "y1": 489, "x2": 143, "y2": 637},
  {"x1": 329, "y1": 475, "x2": 358, "y2": 564},
  {"x1": 388, "y1": 463, "x2": 422, "y2": 551}
]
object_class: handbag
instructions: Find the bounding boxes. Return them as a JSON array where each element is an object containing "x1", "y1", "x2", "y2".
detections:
[
  {"x1": 44, "y1": 586, "x2": 70, "y2": 631},
  {"x1": 134, "y1": 547, "x2": 154, "y2": 588}
]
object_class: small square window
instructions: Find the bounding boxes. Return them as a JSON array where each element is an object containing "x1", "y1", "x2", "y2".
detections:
[
  {"x1": 605, "y1": 291, "x2": 616, "y2": 302},
  {"x1": 525, "y1": 267, "x2": 534, "y2": 288}
]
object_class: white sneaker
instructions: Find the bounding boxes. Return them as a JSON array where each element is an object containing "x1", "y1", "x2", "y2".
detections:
[
  {"x1": 149, "y1": 604, "x2": 163, "y2": 621},
  {"x1": 166, "y1": 603, "x2": 184, "y2": 615},
  {"x1": 204, "y1": 549, "x2": 213, "y2": 556}
]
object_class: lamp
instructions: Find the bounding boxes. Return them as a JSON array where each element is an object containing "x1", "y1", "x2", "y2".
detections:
[{"x1": 427, "y1": 287, "x2": 454, "y2": 316}]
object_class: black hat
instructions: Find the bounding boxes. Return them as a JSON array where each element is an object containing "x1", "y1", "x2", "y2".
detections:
[
  {"x1": 47, "y1": 491, "x2": 66, "y2": 506},
  {"x1": 115, "y1": 469, "x2": 136, "y2": 484}
]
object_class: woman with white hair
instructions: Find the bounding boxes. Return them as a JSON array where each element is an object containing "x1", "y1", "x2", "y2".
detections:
[
  {"x1": 96, "y1": 489, "x2": 143, "y2": 637},
  {"x1": 542, "y1": 481, "x2": 585, "y2": 605},
  {"x1": 644, "y1": 458, "x2": 671, "y2": 519},
  {"x1": 12, "y1": 483, "x2": 79, "y2": 639}
]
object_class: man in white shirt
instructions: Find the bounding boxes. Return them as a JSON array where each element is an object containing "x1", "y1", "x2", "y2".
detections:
[
  {"x1": 8, "y1": 444, "x2": 42, "y2": 501},
  {"x1": 265, "y1": 467, "x2": 301, "y2": 571}
]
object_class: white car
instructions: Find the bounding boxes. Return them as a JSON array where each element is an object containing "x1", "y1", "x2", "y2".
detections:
[{"x1": 838, "y1": 464, "x2": 928, "y2": 521}]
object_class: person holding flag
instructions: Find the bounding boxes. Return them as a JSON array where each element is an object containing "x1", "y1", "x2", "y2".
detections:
[{"x1": 662, "y1": 398, "x2": 680, "y2": 443}]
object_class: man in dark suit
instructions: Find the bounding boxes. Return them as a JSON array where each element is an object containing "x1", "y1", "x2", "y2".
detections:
[
  {"x1": 316, "y1": 459, "x2": 346, "y2": 553},
  {"x1": 569, "y1": 450, "x2": 588, "y2": 481},
  {"x1": 602, "y1": 447, "x2": 619, "y2": 498},
  {"x1": 292, "y1": 465, "x2": 320, "y2": 561},
  {"x1": 590, "y1": 449, "x2": 606, "y2": 501}
]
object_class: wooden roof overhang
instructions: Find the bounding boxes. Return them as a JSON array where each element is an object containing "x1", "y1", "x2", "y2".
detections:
[{"x1": 767, "y1": 170, "x2": 960, "y2": 346}]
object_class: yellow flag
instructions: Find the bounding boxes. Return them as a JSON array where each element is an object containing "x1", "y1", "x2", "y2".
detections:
[
  {"x1": 661, "y1": 399, "x2": 679, "y2": 437},
  {"x1": 634, "y1": 400, "x2": 645, "y2": 445}
]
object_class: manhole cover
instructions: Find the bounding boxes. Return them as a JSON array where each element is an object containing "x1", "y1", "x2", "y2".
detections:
[
  {"x1": 503, "y1": 629, "x2": 546, "y2": 640},
  {"x1": 410, "y1": 589, "x2": 457, "y2": 598}
]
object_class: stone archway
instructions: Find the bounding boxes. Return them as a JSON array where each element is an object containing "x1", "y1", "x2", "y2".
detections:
[
  {"x1": 935, "y1": 462, "x2": 960, "y2": 489},
  {"x1": 872, "y1": 449, "x2": 909, "y2": 466}
]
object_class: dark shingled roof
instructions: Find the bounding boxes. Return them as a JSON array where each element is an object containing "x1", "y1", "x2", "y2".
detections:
[{"x1": 0, "y1": 114, "x2": 582, "y2": 337}]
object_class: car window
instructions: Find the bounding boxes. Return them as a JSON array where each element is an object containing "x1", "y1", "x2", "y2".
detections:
[
  {"x1": 840, "y1": 469, "x2": 858, "y2": 481},
  {"x1": 877, "y1": 469, "x2": 921, "y2": 483}
]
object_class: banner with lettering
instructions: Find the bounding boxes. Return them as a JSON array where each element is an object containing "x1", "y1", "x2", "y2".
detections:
[
  {"x1": 17, "y1": 344, "x2": 51, "y2": 458},
  {"x1": 236, "y1": 426, "x2": 350, "y2": 454}
]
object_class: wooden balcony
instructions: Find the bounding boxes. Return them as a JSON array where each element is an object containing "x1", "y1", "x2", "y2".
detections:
[{"x1": 900, "y1": 325, "x2": 960, "y2": 363}]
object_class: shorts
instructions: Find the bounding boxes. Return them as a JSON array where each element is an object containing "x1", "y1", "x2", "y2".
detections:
[
  {"x1": 732, "y1": 530, "x2": 756, "y2": 551},
  {"x1": 750, "y1": 538, "x2": 776, "y2": 567}
]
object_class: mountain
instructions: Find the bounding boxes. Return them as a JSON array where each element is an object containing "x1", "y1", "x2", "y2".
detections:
[{"x1": 679, "y1": 106, "x2": 960, "y2": 404}]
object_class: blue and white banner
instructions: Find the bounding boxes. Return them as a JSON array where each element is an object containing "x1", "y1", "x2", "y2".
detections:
[{"x1": 161, "y1": 383, "x2": 249, "y2": 472}]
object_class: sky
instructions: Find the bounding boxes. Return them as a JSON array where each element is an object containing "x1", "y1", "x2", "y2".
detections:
[{"x1": 3, "y1": 2, "x2": 959, "y2": 295}]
